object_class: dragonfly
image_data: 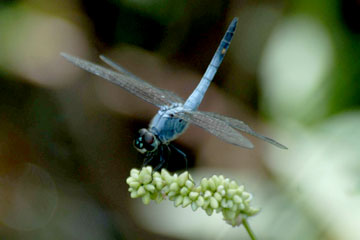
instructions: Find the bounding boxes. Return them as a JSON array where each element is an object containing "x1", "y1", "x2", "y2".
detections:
[{"x1": 61, "y1": 17, "x2": 287, "y2": 170}]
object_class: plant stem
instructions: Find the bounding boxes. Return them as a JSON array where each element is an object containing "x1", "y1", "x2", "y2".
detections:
[{"x1": 242, "y1": 218, "x2": 257, "y2": 240}]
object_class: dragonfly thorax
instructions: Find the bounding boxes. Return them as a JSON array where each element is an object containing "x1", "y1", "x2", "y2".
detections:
[
  {"x1": 159, "y1": 103, "x2": 183, "y2": 115},
  {"x1": 133, "y1": 128, "x2": 160, "y2": 154}
]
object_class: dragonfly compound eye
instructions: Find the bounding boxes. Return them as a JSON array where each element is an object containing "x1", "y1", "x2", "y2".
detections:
[
  {"x1": 143, "y1": 132, "x2": 154, "y2": 144},
  {"x1": 138, "y1": 128, "x2": 147, "y2": 136}
]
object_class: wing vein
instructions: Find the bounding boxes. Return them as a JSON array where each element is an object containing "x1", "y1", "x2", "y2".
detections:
[
  {"x1": 61, "y1": 53, "x2": 180, "y2": 107},
  {"x1": 174, "y1": 111, "x2": 254, "y2": 149}
]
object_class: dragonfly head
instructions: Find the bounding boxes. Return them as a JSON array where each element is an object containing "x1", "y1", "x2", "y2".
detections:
[{"x1": 133, "y1": 128, "x2": 159, "y2": 154}]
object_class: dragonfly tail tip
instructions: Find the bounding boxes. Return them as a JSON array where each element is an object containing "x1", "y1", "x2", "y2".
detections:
[
  {"x1": 232, "y1": 17, "x2": 239, "y2": 25},
  {"x1": 60, "y1": 52, "x2": 73, "y2": 60}
]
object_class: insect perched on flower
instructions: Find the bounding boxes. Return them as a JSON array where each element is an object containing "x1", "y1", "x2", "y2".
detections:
[{"x1": 61, "y1": 18, "x2": 287, "y2": 170}]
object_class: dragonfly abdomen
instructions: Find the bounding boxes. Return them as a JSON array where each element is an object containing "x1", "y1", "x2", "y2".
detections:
[{"x1": 184, "y1": 17, "x2": 238, "y2": 110}]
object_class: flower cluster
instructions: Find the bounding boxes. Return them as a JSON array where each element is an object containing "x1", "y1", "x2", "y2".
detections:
[{"x1": 126, "y1": 166, "x2": 259, "y2": 226}]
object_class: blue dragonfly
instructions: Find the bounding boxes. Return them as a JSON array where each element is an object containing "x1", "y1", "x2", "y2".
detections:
[{"x1": 61, "y1": 18, "x2": 287, "y2": 170}]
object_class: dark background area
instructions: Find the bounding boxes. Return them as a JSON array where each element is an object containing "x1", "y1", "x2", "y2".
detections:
[{"x1": 0, "y1": 0, "x2": 360, "y2": 239}]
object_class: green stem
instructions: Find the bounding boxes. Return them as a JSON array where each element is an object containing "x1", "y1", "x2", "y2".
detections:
[{"x1": 242, "y1": 218, "x2": 257, "y2": 240}]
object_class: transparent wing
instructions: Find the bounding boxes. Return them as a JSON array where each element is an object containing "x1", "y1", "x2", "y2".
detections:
[
  {"x1": 99, "y1": 55, "x2": 134, "y2": 76},
  {"x1": 202, "y1": 112, "x2": 287, "y2": 149},
  {"x1": 61, "y1": 53, "x2": 179, "y2": 107},
  {"x1": 174, "y1": 110, "x2": 254, "y2": 149},
  {"x1": 159, "y1": 90, "x2": 184, "y2": 104},
  {"x1": 99, "y1": 55, "x2": 184, "y2": 104}
]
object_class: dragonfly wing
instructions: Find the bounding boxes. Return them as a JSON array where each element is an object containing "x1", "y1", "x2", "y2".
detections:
[
  {"x1": 161, "y1": 90, "x2": 184, "y2": 104},
  {"x1": 99, "y1": 55, "x2": 184, "y2": 104},
  {"x1": 99, "y1": 55, "x2": 134, "y2": 76},
  {"x1": 174, "y1": 110, "x2": 254, "y2": 149},
  {"x1": 61, "y1": 53, "x2": 175, "y2": 107},
  {"x1": 202, "y1": 112, "x2": 287, "y2": 149}
]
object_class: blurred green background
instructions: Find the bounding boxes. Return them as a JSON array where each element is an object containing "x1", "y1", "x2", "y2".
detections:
[{"x1": 0, "y1": 0, "x2": 360, "y2": 239}]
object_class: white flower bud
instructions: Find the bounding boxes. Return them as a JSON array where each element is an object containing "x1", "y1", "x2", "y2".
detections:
[
  {"x1": 204, "y1": 190, "x2": 212, "y2": 199},
  {"x1": 174, "y1": 195, "x2": 183, "y2": 207},
  {"x1": 191, "y1": 202, "x2": 199, "y2": 211},
  {"x1": 178, "y1": 172, "x2": 189, "y2": 186},
  {"x1": 130, "y1": 191, "x2": 138, "y2": 198},
  {"x1": 167, "y1": 191, "x2": 177, "y2": 198},
  {"x1": 201, "y1": 178, "x2": 208, "y2": 189},
  {"x1": 242, "y1": 192, "x2": 251, "y2": 200},
  {"x1": 229, "y1": 180, "x2": 238, "y2": 189},
  {"x1": 221, "y1": 198, "x2": 228, "y2": 208},
  {"x1": 189, "y1": 191, "x2": 199, "y2": 200},
  {"x1": 129, "y1": 181, "x2": 140, "y2": 189},
  {"x1": 233, "y1": 195, "x2": 243, "y2": 204},
  {"x1": 214, "y1": 192, "x2": 222, "y2": 202},
  {"x1": 139, "y1": 170, "x2": 151, "y2": 184},
  {"x1": 208, "y1": 179, "x2": 216, "y2": 191},
  {"x1": 142, "y1": 193, "x2": 151, "y2": 205},
  {"x1": 210, "y1": 197, "x2": 219, "y2": 209},
  {"x1": 206, "y1": 208, "x2": 213, "y2": 216},
  {"x1": 227, "y1": 189, "x2": 237, "y2": 198},
  {"x1": 185, "y1": 180, "x2": 194, "y2": 189},
  {"x1": 180, "y1": 187, "x2": 188, "y2": 196},
  {"x1": 130, "y1": 169, "x2": 140, "y2": 178},
  {"x1": 137, "y1": 186, "x2": 146, "y2": 196},
  {"x1": 196, "y1": 196, "x2": 204, "y2": 207},
  {"x1": 182, "y1": 196, "x2": 191, "y2": 208},
  {"x1": 144, "y1": 184, "x2": 155, "y2": 193},
  {"x1": 169, "y1": 182, "x2": 179, "y2": 192}
]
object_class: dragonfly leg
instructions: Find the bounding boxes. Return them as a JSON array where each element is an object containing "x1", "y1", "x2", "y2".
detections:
[
  {"x1": 153, "y1": 145, "x2": 167, "y2": 172},
  {"x1": 143, "y1": 152, "x2": 155, "y2": 167},
  {"x1": 170, "y1": 144, "x2": 188, "y2": 170}
]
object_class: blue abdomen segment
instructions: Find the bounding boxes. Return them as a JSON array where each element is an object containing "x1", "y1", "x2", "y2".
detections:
[{"x1": 184, "y1": 17, "x2": 238, "y2": 110}]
